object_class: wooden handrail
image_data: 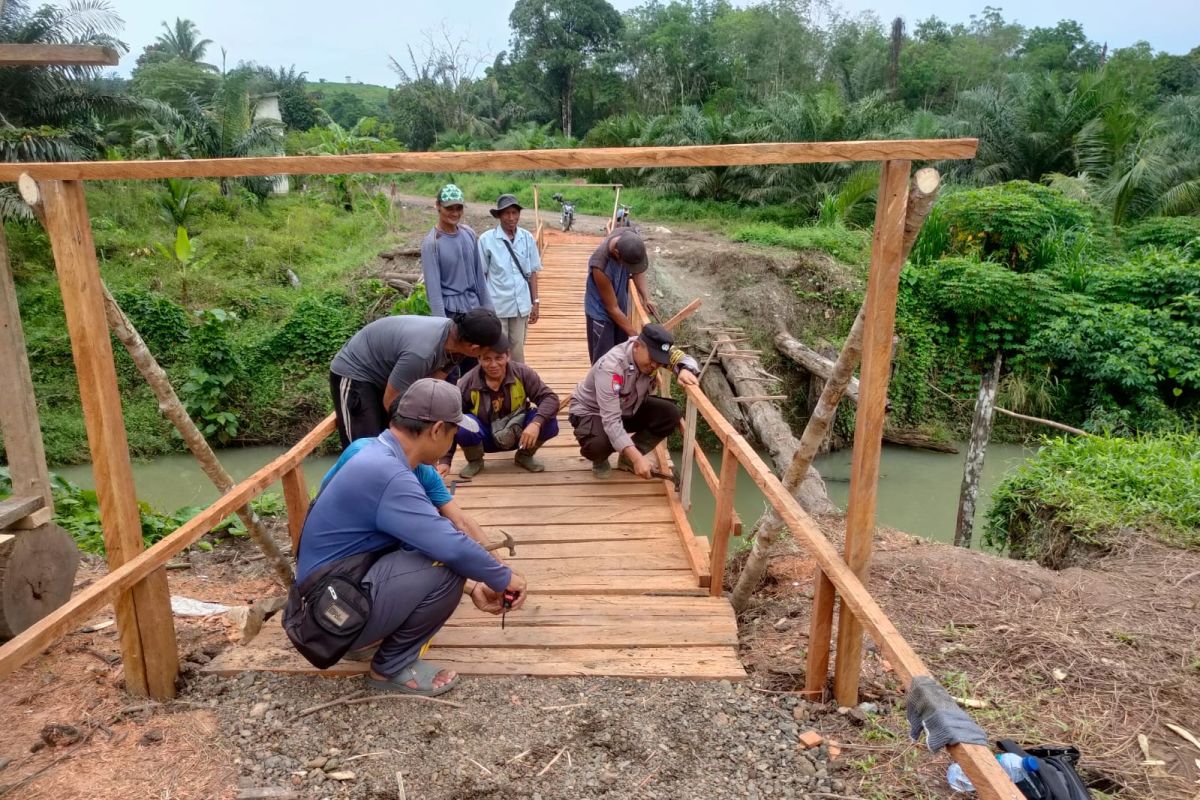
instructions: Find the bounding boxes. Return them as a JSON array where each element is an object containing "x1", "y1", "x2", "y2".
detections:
[
  {"x1": 0, "y1": 414, "x2": 336, "y2": 682},
  {"x1": 2, "y1": 139, "x2": 978, "y2": 182}
]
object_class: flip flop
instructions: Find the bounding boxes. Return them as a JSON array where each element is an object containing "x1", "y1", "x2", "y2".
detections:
[{"x1": 365, "y1": 658, "x2": 459, "y2": 697}]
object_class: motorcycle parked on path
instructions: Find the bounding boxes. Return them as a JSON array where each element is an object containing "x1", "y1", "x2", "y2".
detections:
[{"x1": 552, "y1": 192, "x2": 575, "y2": 232}]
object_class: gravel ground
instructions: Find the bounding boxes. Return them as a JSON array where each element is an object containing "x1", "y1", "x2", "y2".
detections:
[{"x1": 187, "y1": 671, "x2": 850, "y2": 800}]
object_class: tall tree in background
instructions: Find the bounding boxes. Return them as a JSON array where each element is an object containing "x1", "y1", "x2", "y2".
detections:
[
  {"x1": 153, "y1": 17, "x2": 214, "y2": 66},
  {"x1": 509, "y1": 0, "x2": 623, "y2": 137},
  {"x1": 257, "y1": 65, "x2": 319, "y2": 131},
  {"x1": 888, "y1": 16, "x2": 904, "y2": 97}
]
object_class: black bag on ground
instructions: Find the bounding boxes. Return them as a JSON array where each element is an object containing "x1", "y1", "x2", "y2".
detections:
[
  {"x1": 997, "y1": 739, "x2": 1091, "y2": 800},
  {"x1": 283, "y1": 549, "x2": 385, "y2": 669}
]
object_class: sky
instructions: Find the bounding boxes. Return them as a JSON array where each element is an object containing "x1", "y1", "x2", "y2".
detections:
[{"x1": 106, "y1": 0, "x2": 1197, "y2": 87}]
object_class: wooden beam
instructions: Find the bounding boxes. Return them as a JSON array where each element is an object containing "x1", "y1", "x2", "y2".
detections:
[
  {"x1": 0, "y1": 415, "x2": 336, "y2": 684},
  {"x1": 0, "y1": 225, "x2": 54, "y2": 521},
  {"x1": 39, "y1": 179, "x2": 178, "y2": 699},
  {"x1": 804, "y1": 570, "x2": 836, "y2": 698},
  {"x1": 708, "y1": 451, "x2": 738, "y2": 597},
  {"x1": 681, "y1": 384, "x2": 1020, "y2": 799},
  {"x1": 0, "y1": 495, "x2": 43, "y2": 530},
  {"x1": 832, "y1": 159, "x2": 911, "y2": 708},
  {"x1": 0, "y1": 44, "x2": 119, "y2": 67},
  {"x1": 2, "y1": 139, "x2": 979, "y2": 182},
  {"x1": 282, "y1": 466, "x2": 309, "y2": 555},
  {"x1": 679, "y1": 399, "x2": 697, "y2": 512},
  {"x1": 663, "y1": 298, "x2": 702, "y2": 331}
]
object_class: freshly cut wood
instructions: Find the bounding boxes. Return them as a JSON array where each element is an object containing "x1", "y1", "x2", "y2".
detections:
[
  {"x1": 0, "y1": 225, "x2": 54, "y2": 522},
  {"x1": 663, "y1": 298, "x2": 702, "y2": 330},
  {"x1": 0, "y1": 523, "x2": 79, "y2": 639},
  {"x1": 102, "y1": 284, "x2": 295, "y2": 589},
  {"x1": 0, "y1": 496, "x2": 43, "y2": 530},
  {"x1": 955, "y1": 354, "x2": 1001, "y2": 548},
  {"x1": 0, "y1": 44, "x2": 119, "y2": 66},
  {"x1": 40, "y1": 178, "x2": 178, "y2": 699},
  {"x1": 731, "y1": 167, "x2": 941, "y2": 615},
  {"x1": 3, "y1": 139, "x2": 979, "y2": 182}
]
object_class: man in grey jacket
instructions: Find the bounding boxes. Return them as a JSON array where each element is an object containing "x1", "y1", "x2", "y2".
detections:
[
  {"x1": 421, "y1": 184, "x2": 494, "y2": 321},
  {"x1": 568, "y1": 324, "x2": 699, "y2": 479}
]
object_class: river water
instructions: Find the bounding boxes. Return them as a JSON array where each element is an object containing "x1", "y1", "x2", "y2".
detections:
[{"x1": 54, "y1": 442, "x2": 1035, "y2": 546}]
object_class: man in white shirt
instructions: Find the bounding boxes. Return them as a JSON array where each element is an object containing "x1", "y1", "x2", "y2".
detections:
[{"x1": 477, "y1": 194, "x2": 542, "y2": 362}]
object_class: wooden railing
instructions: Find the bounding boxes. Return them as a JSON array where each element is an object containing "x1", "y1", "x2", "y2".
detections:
[
  {"x1": 0, "y1": 415, "x2": 335, "y2": 684},
  {"x1": 627, "y1": 288, "x2": 1018, "y2": 799}
]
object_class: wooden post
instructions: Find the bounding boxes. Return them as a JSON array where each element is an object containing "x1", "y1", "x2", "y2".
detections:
[
  {"x1": 282, "y1": 466, "x2": 309, "y2": 554},
  {"x1": 610, "y1": 186, "x2": 621, "y2": 232},
  {"x1": 679, "y1": 398, "x2": 697, "y2": 511},
  {"x1": 532, "y1": 185, "x2": 540, "y2": 226},
  {"x1": 0, "y1": 225, "x2": 54, "y2": 527},
  {"x1": 804, "y1": 570, "x2": 836, "y2": 698},
  {"x1": 708, "y1": 451, "x2": 738, "y2": 596},
  {"x1": 38, "y1": 179, "x2": 178, "y2": 699},
  {"x1": 954, "y1": 353, "x2": 1002, "y2": 548},
  {"x1": 832, "y1": 159, "x2": 911, "y2": 708}
]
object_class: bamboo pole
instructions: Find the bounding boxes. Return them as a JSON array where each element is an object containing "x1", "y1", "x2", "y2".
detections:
[
  {"x1": 38, "y1": 179, "x2": 178, "y2": 699},
  {"x1": 832, "y1": 159, "x2": 912, "y2": 707}
]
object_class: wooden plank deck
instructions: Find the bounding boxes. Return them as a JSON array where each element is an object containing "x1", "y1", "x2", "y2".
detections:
[{"x1": 205, "y1": 229, "x2": 744, "y2": 680}]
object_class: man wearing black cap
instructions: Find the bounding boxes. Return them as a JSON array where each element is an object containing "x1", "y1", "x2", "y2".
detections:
[
  {"x1": 569, "y1": 324, "x2": 699, "y2": 479},
  {"x1": 329, "y1": 309, "x2": 503, "y2": 450},
  {"x1": 478, "y1": 193, "x2": 542, "y2": 362},
  {"x1": 584, "y1": 230, "x2": 660, "y2": 363}
]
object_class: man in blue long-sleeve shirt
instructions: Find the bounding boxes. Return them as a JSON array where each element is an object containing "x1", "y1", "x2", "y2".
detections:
[
  {"x1": 296, "y1": 378, "x2": 527, "y2": 696},
  {"x1": 421, "y1": 184, "x2": 494, "y2": 320}
]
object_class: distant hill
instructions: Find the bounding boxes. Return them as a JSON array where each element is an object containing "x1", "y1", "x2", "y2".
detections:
[{"x1": 305, "y1": 81, "x2": 390, "y2": 106}]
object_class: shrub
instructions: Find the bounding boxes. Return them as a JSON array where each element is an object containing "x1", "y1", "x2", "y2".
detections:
[
  {"x1": 1122, "y1": 216, "x2": 1200, "y2": 258},
  {"x1": 938, "y1": 181, "x2": 1094, "y2": 270},
  {"x1": 986, "y1": 433, "x2": 1200, "y2": 566},
  {"x1": 263, "y1": 292, "x2": 362, "y2": 366},
  {"x1": 113, "y1": 289, "x2": 190, "y2": 360},
  {"x1": 1080, "y1": 249, "x2": 1200, "y2": 310}
]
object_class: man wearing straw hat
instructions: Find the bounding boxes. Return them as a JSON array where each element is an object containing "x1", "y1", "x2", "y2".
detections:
[{"x1": 477, "y1": 193, "x2": 542, "y2": 363}]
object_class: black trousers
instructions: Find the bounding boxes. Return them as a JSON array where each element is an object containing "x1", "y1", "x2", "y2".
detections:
[
  {"x1": 330, "y1": 372, "x2": 388, "y2": 449},
  {"x1": 570, "y1": 396, "x2": 681, "y2": 462},
  {"x1": 586, "y1": 316, "x2": 626, "y2": 364}
]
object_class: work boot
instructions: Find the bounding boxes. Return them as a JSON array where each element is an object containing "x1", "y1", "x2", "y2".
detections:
[
  {"x1": 514, "y1": 440, "x2": 545, "y2": 472},
  {"x1": 591, "y1": 457, "x2": 612, "y2": 479},
  {"x1": 460, "y1": 445, "x2": 486, "y2": 478}
]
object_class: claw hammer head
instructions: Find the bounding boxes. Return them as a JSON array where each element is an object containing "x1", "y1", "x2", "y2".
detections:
[{"x1": 487, "y1": 530, "x2": 516, "y2": 556}]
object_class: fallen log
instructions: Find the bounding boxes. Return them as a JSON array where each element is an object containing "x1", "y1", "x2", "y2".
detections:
[
  {"x1": 776, "y1": 332, "x2": 861, "y2": 404},
  {"x1": 378, "y1": 246, "x2": 421, "y2": 260},
  {"x1": 882, "y1": 428, "x2": 958, "y2": 454},
  {"x1": 699, "y1": 366, "x2": 749, "y2": 436}
]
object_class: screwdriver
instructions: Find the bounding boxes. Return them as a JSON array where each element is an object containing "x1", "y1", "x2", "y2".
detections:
[{"x1": 501, "y1": 590, "x2": 518, "y2": 630}]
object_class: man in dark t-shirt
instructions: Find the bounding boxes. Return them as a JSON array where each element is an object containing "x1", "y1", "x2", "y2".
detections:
[{"x1": 583, "y1": 230, "x2": 660, "y2": 363}]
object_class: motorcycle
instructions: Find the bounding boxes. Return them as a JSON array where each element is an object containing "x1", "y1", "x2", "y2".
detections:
[
  {"x1": 552, "y1": 192, "x2": 575, "y2": 232},
  {"x1": 614, "y1": 203, "x2": 633, "y2": 227}
]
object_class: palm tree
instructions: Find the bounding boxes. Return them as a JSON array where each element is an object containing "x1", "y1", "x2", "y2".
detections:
[
  {"x1": 0, "y1": 0, "x2": 130, "y2": 217},
  {"x1": 153, "y1": 18, "x2": 214, "y2": 67},
  {"x1": 303, "y1": 110, "x2": 381, "y2": 209}
]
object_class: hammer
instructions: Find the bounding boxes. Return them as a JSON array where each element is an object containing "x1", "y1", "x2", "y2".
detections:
[
  {"x1": 485, "y1": 530, "x2": 517, "y2": 557},
  {"x1": 616, "y1": 463, "x2": 682, "y2": 491}
]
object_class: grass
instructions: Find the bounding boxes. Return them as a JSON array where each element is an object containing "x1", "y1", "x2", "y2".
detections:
[
  {"x1": 305, "y1": 80, "x2": 390, "y2": 107},
  {"x1": 731, "y1": 222, "x2": 871, "y2": 264},
  {"x1": 986, "y1": 432, "x2": 1200, "y2": 562}
]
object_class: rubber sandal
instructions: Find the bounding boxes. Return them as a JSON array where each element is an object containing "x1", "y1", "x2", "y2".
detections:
[{"x1": 365, "y1": 658, "x2": 459, "y2": 697}]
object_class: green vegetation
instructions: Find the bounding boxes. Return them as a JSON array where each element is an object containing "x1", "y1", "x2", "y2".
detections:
[
  {"x1": 5, "y1": 181, "x2": 390, "y2": 465},
  {"x1": 987, "y1": 434, "x2": 1200, "y2": 565}
]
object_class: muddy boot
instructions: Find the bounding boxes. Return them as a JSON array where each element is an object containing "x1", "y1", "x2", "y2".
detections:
[
  {"x1": 591, "y1": 457, "x2": 613, "y2": 479},
  {"x1": 459, "y1": 445, "x2": 486, "y2": 478},
  {"x1": 514, "y1": 440, "x2": 545, "y2": 473}
]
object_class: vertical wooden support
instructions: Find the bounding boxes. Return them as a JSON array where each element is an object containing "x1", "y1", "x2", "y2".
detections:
[
  {"x1": 39, "y1": 179, "x2": 178, "y2": 699},
  {"x1": 832, "y1": 159, "x2": 911, "y2": 707},
  {"x1": 708, "y1": 450, "x2": 738, "y2": 596},
  {"x1": 0, "y1": 225, "x2": 54, "y2": 526},
  {"x1": 804, "y1": 569, "x2": 836, "y2": 697},
  {"x1": 679, "y1": 398, "x2": 697, "y2": 511},
  {"x1": 954, "y1": 353, "x2": 1003, "y2": 548},
  {"x1": 282, "y1": 466, "x2": 309, "y2": 554}
]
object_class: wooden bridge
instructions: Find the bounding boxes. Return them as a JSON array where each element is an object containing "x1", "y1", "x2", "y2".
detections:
[
  {"x1": 206, "y1": 228, "x2": 745, "y2": 680},
  {"x1": 0, "y1": 138, "x2": 1027, "y2": 797}
]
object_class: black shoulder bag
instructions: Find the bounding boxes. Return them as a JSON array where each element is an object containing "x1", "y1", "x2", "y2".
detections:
[{"x1": 283, "y1": 549, "x2": 388, "y2": 669}]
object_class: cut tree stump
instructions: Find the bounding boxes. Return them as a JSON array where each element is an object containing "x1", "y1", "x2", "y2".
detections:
[{"x1": 0, "y1": 523, "x2": 80, "y2": 639}]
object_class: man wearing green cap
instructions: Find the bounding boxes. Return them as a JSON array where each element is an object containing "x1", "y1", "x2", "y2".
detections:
[{"x1": 421, "y1": 184, "x2": 494, "y2": 323}]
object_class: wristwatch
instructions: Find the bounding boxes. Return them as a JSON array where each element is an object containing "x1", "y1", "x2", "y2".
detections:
[{"x1": 532, "y1": 298, "x2": 540, "y2": 304}]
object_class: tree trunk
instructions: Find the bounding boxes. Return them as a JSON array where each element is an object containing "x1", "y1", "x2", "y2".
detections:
[
  {"x1": 954, "y1": 353, "x2": 1002, "y2": 548},
  {"x1": 101, "y1": 284, "x2": 295, "y2": 588},
  {"x1": 776, "y1": 332, "x2": 863, "y2": 404},
  {"x1": 730, "y1": 167, "x2": 941, "y2": 613},
  {"x1": 699, "y1": 364, "x2": 749, "y2": 437}
]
